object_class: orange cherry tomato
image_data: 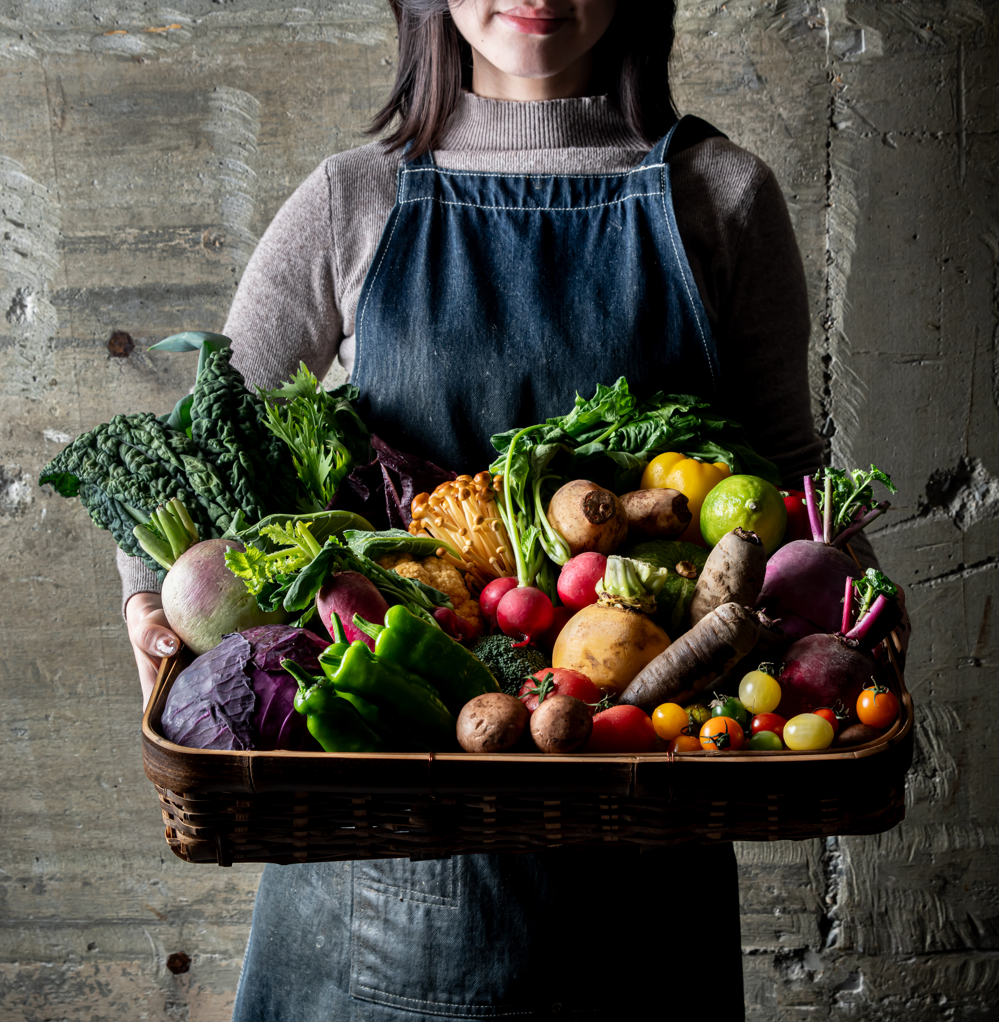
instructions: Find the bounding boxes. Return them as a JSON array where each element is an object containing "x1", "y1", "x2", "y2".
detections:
[
  {"x1": 699, "y1": 715, "x2": 745, "y2": 751},
  {"x1": 856, "y1": 684, "x2": 899, "y2": 729},
  {"x1": 667, "y1": 734, "x2": 703, "y2": 753}
]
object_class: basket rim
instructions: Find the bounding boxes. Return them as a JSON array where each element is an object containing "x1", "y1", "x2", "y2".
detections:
[{"x1": 142, "y1": 632, "x2": 912, "y2": 773}]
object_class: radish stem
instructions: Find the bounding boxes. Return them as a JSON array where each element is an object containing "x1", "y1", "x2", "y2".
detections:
[
  {"x1": 845, "y1": 594, "x2": 889, "y2": 644},
  {"x1": 823, "y1": 473, "x2": 833, "y2": 545},
  {"x1": 804, "y1": 474, "x2": 824, "y2": 542}
]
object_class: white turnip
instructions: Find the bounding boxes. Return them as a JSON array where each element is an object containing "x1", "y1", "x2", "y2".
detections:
[{"x1": 162, "y1": 539, "x2": 290, "y2": 655}]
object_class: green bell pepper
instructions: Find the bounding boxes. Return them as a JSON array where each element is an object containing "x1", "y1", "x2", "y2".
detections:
[
  {"x1": 285, "y1": 659, "x2": 384, "y2": 752},
  {"x1": 353, "y1": 604, "x2": 499, "y2": 712}
]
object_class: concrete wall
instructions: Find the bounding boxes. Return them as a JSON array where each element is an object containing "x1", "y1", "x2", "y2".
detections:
[{"x1": 1, "y1": 1, "x2": 995, "y2": 1018}]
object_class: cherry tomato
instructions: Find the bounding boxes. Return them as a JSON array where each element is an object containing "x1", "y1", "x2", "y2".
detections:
[
  {"x1": 750, "y1": 712, "x2": 786, "y2": 740},
  {"x1": 652, "y1": 702, "x2": 689, "y2": 740},
  {"x1": 686, "y1": 703, "x2": 712, "y2": 730},
  {"x1": 667, "y1": 734, "x2": 703, "y2": 753},
  {"x1": 856, "y1": 684, "x2": 899, "y2": 729},
  {"x1": 710, "y1": 695, "x2": 749, "y2": 728},
  {"x1": 749, "y1": 730, "x2": 783, "y2": 751},
  {"x1": 584, "y1": 705, "x2": 657, "y2": 753},
  {"x1": 738, "y1": 667, "x2": 782, "y2": 714},
  {"x1": 813, "y1": 707, "x2": 843, "y2": 734},
  {"x1": 783, "y1": 713, "x2": 835, "y2": 751},
  {"x1": 518, "y1": 669, "x2": 602, "y2": 714},
  {"x1": 699, "y1": 716, "x2": 745, "y2": 751}
]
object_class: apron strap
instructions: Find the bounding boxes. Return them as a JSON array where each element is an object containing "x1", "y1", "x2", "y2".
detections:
[{"x1": 646, "y1": 115, "x2": 728, "y2": 166}]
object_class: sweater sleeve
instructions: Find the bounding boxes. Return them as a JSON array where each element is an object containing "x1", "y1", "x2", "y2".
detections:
[{"x1": 224, "y1": 161, "x2": 343, "y2": 392}]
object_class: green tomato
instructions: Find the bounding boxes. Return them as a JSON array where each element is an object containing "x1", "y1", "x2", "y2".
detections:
[
  {"x1": 686, "y1": 704, "x2": 712, "y2": 730},
  {"x1": 710, "y1": 696, "x2": 749, "y2": 729},
  {"x1": 749, "y1": 730, "x2": 783, "y2": 751},
  {"x1": 783, "y1": 713, "x2": 835, "y2": 751},
  {"x1": 738, "y1": 670, "x2": 782, "y2": 714}
]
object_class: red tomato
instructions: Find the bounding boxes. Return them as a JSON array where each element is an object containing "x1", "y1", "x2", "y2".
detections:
[
  {"x1": 750, "y1": 712, "x2": 786, "y2": 740},
  {"x1": 813, "y1": 707, "x2": 842, "y2": 734},
  {"x1": 583, "y1": 705, "x2": 657, "y2": 753},
  {"x1": 699, "y1": 716, "x2": 745, "y2": 751},
  {"x1": 780, "y1": 489, "x2": 812, "y2": 543},
  {"x1": 518, "y1": 668, "x2": 601, "y2": 714}
]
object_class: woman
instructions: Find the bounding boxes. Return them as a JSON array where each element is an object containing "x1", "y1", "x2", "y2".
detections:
[{"x1": 123, "y1": 1, "x2": 825, "y2": 1016}]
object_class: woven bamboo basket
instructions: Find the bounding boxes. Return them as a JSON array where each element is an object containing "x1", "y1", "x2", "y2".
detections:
[{"x1": 142, "y1": 634, "x2": 913, "y2": 866}]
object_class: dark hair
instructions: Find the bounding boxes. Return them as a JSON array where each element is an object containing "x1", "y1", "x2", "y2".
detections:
[{"x1": 369, "y1": 1, "x2": 678, "y2": 157}]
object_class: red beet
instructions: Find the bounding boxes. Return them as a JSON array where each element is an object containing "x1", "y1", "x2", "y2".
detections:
[
  {"x1": 776, "y1": 633, "x2": 876, "y2": 724},
  {"x1": 557, "y1": 552, "x2": 608, "y2": 611},
  {"x1": 757, "y1": 540, "x2": 862, "y2": 634},
  {"x1": 316, "y1": 571, "x2": 390, "y2": 650},
  {"x1": 480, "y1": 576, "x2": 519, "y2": 623}
]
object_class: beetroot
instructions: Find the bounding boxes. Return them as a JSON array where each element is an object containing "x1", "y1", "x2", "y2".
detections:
[
  {"x1": 557, "y1": 552, "x2": 607, "y2": 611},
  {"x1": 776, "y1": 633, "x2": 875, "y2": 724},
  {"x1": 316, "y1": 571, "x2": 390, "y2": 649}
]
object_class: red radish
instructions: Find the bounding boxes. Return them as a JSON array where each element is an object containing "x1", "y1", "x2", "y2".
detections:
[
  {"x1": 557, "y1": 552, "x2": 607, "y2": 611},
  {"x1": 433, "y1": 606, "x2": 479, "y2": 642},
  {"x1": 535, "y1": 605, "x2": 574, "y2": 653},
  {"x1": 518, "y1": 668, "x2": 602, "y2": 713},
  {"x1": 496, "y1": 586, "x2": 554, "y2": 647},
  {"x1": 480, "y1": 576, "x2": 519, "y2": 623},
  {"x1": 316, "y1": 571, "x2": 390, "y2": 650},
  {"x1": 583, "y1": 705, "x2": 657, "y2": 753}
]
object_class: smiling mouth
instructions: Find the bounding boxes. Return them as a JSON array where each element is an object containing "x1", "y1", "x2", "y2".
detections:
[{"x1": 496, "y1": 8, "x2": 569, "y2": 35}]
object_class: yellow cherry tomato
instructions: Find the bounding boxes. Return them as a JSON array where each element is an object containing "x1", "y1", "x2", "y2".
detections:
[
  {"x1": 783, "y1": 713, "x2": 835, "y2": 751},
  {"x1": 652, "y1": 702, "x2": 689, "y2": 741},
  {"x1": 640, "y1": 453, "x2": 731, "y2": 545},
  {"x1": 738, "y1": 668, "x2": 782, "y2": 715}
]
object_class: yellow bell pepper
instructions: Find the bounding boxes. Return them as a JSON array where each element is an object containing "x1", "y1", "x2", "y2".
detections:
[{"x1": 640, "y1": 453, "x2": 731, "y2": 545}]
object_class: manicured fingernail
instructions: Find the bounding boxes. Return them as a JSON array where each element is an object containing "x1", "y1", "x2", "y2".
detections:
[{"x1": 156, "y1": 637, "x2": 178, "y2": 655}]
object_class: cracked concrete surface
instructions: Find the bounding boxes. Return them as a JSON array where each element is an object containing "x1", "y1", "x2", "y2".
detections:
[{"x1": 0, "y1": 1, "x2": 996, "y2": 1019}]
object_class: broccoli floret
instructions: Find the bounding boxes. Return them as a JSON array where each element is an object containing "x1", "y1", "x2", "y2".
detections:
[{"x1": 470, "y1": 634, "x2": 552, "y2": 696}]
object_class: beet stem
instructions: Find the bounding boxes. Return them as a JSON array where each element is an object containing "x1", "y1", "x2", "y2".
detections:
[
  {"x1": 803, "y1": 475, "x2": 824, "y2": 542},
  {"x1": 845, "y1": 594, "x2": 888, "y2": 644},
  {"x1": 832, "y1": 502, "x2": 890, "y2": 548},
  {"x1": 823, "y1": 474, "x2": 833, "y2": 545},
  {"x1": 841, "y1": 574, "x2": 854, "y2": 635}
]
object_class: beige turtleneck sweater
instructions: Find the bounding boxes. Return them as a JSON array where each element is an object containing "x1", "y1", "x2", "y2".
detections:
[{"x1": 119, "y1": 93, "x2": 829, "y2": 607}]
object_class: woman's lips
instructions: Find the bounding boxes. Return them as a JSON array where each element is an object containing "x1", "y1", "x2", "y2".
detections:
[{"x1": 497, "y1": 10, "x2": 568, "y2": 35}]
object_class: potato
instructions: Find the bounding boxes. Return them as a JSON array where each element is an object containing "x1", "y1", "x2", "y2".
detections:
[
  {"x1": 619, "y1": 488, "x2": 691, "y2": 539},
  {"x1": 456, "y1": 692, "x2": 529, "y2": 753},
  {"x1": 530, "y1": 694, "x2": 593, "y2": 753},
  {"x1": 833, "y1": 723, "x2": 883, "y2": 748},
  {"x1": 547, "y1": 479, "x2": 628, "y2": 557}
]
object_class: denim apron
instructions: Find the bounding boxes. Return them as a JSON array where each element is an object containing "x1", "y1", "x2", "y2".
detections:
[{"x1": 233, "y1": 116, "x2": 745, "y2": 1020}]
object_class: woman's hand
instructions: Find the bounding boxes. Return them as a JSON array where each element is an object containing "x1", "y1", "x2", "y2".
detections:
[{"x1": 126, "y1": 592, "x2": 179, "y2": 709}]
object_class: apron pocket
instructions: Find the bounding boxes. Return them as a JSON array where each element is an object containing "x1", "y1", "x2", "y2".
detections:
[{"x1": 349, "y1": 855, "x2": 538, "y2": 1017}]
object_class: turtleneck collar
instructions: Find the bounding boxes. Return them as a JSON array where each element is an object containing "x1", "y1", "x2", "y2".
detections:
[{"x1": 436, "y1": 91, "x2": 649, "y2": 152}]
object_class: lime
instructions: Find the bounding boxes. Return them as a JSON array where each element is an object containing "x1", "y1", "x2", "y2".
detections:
[{"x1": 700, "y1": 474, "x2": 787, "y2": 554}]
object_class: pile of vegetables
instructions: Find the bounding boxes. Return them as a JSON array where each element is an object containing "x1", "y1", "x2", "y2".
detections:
[{"x1": 39, "y1": 342, "x2": 906, "y2": 758}]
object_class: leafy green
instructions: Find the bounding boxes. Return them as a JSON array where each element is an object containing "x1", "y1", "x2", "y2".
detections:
[
  {"x1": 258, "y1": 364, "x2": 372, "y2": 513},
  {"x1": 148, "y1": 332, "x2": 231, "y2": 435},
  {"x1": 488, "y1": 378, "x2": 780, "y2": 585},
  {"x1": 234, "y1": 511, "x2": 374, "y2": 550},
  {"x1": 815, "y1": 465, "x2": 897, "y2": 535},
  {"x1": 853, "y1": 567, "x2": 898, "y2": 617},
  {"x1": 342, "y1": 528, "x2": 459, "y2": 562}
]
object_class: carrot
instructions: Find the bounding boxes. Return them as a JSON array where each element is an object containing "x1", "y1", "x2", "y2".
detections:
[
  {"x1": 618, "y1": 602, "x2": 769, "y2": 710},
  {"x1": 688, "y1": 528, "x2": 767, "y2": 627}
]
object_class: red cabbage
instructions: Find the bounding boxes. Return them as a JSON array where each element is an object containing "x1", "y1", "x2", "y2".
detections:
[{"x1": 161, "y1": 626, "x2": 328, "y2": 752}]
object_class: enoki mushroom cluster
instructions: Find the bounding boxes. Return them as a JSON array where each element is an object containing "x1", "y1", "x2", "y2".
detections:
[{"x1": 409, "y1": 472, "x2": 516, "y2": 590}]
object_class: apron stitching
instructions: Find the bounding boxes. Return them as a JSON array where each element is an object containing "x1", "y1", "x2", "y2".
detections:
[
  {"x1": 659, "y1": 161, "x2": 718, "y2": 392},
  {"x1": 355, "y1": 206, "x2": 402, "y2": 375},
  {"x1": 351, "y1": 984, "x2": 535, "y2": 1015},
  {"x1": 397, "y1": 192, "x2": 662, "y2": 212},
  {"x1": 401, "y1": 163, "x2": 665, "y2": 180}
]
